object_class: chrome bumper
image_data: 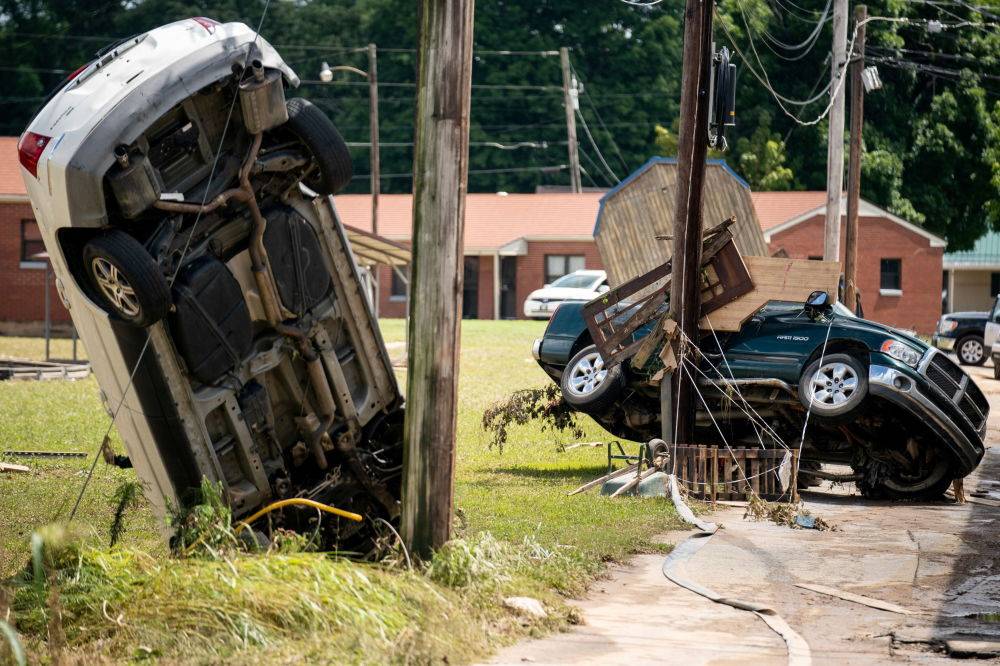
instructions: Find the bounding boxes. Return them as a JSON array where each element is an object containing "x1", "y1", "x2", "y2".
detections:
[
  {"x1": 932, "y1": 335, "x2": 956, "y2": 351},
  {"x1": 531, "y1": 338, "x2": 542, "y2": 361},
  {"x1": 868, "y1": 363, "x2": 982, "y2": 474}
]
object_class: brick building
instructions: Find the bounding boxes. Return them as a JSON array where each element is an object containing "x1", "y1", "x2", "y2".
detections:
[
  {"x1": 754, "y1": 191, "x2": 945, "y2": 334},
  {"x1": 0, "y1": 137, "x2": 71, "y2": 336},
  {"x1": 335, "y1": 193, "x2": 604, "y2": 319}
]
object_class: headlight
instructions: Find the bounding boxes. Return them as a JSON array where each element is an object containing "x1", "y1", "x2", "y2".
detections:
[
  {"x1": 881, "y1": 339, "x2": 922, "y2": 367},
  {"x1": 939, "y1": 319, "x2": 958, "y2": 334}
]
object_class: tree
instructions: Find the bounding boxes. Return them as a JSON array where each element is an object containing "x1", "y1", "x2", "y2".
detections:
[{"x1": 734, "y1": 112, "x2": 794, "y2": 190}]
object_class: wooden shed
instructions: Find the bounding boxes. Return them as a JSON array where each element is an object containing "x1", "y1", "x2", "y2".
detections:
[{"x1": 594, "y1": 158, "x2": 769, "y2": 286}]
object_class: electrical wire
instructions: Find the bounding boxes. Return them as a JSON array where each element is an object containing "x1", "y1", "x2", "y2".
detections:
[
  {"x1": 575, "y1": 107, "x2": 620, "y2": 183},
  {"x1": 571, "y1": 64, "x2": 631, "y2": 173}
]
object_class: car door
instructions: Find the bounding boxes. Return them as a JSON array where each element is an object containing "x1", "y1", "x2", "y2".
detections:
[
  {"x1": 709, "y1": 303, "x2": 820, "y2": 384},
  {"x1": 984, "y1": 296, "x2": 1000, "y2": 349}
]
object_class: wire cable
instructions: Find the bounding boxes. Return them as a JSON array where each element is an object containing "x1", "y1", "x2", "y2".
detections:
[{"x1": 575, "y1": 107, "x2": 620, "y2": 183}]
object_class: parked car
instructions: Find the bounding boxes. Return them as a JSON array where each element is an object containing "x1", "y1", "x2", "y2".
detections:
[
  {"x1": 983, "y1": 297, "x2": 1000, "y2": 378},
  {"x1": 523, "y1": 269, "x2": 608, "y2": 319},
  {"x1": 933, "y1": 309, "x2": 989, "y2": 366},
  {"x1": 533, "y1": 294, "x2": 987, "y2": 499},
  {"x1": 19, "y1": 18, "x2": 402, "y2": 551}
]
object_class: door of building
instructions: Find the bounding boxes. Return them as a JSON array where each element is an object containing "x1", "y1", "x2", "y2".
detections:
[
  {"x1": 462, "y1": 256, "x2": 479, "y2": 319},
  {"x1": 500, "y1": 257, "x2": 518, "y2": 319}
]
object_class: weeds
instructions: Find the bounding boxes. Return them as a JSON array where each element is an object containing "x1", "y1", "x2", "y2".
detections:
[
  {"x1": 743, "y1": 494, "x2": 833, "y2": 530},
  {"x1": 481, "y1": 386, "x2": 585, "y2": 451}
]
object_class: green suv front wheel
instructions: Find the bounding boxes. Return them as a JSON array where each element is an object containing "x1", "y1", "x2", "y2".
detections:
[{"x1": 798, "y1": 353, "x2": 868, "y2": 418}]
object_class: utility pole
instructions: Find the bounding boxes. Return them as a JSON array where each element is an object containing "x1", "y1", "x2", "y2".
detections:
[
  {"x1": 368, "y1": 43, "x2": 381, "y2": 316},
  {"x1": 823, "y1": 0, "x2": 848, "y2": 262},
  {"x1": 844, "y1": 4, "x2": 867, "y2": 312},
  {"x1": 560, "y1": 47, "x2": 582, "y2": 193},
  {"x1": 402, "y1": 0, "x2": 475, "y2": 558},
  {"x1": 368, "y1": 43, "x2": 380, "y2": 237},
  {"x1": 670, "y1": 0, "x2": 714, "y2": 445}
]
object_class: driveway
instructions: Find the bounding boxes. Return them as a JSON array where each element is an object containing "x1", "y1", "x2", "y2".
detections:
[{"x1": 488, "y1": 365, "x2": 1000, "y2": 665}]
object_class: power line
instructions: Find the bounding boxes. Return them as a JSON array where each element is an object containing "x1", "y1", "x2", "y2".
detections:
[
  {"x1": 575, "y1": 106, "x2": 620, "y2": 183},
  {"x1": 351, "y1": 164, "x2": 569, "y2": 180}
]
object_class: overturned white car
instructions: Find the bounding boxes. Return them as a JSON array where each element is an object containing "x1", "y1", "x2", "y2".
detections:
[{"x1": 19, "y1": 18, "x2": 403, "y2": 551}]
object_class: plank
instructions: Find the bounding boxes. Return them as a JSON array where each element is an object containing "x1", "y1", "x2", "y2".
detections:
[
  {"x1": 794, "y1": 583, "x2": 914, "y2": 615},
  {"x1": 701, "y1": 256, "x2": 842, "y2": 332}
]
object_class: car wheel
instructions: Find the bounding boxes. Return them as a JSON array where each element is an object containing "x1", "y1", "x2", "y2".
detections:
[
  {"x1": 858, "y1": 442, "x2": 953, "y2": 501},
  {"x1": 83, "y1": 231, "x2": 170, "y2": 327},
  {"x1": 560, "y1": 345, "x2": 624, "y2": 414},
  {"x1": 956, "y1": 335, "x2": 985, "y2": 366},
  {"x1": 283, "y1": 98, "x2": 353, "y2": 195},
  {"x1": 797, "y1": 353, "x2": 868, "y2": 418}
]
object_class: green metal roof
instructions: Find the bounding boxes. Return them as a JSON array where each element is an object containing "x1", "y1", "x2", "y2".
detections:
[{"x1": 944, "y1": 231, "x2": 1000, "y2": 268}]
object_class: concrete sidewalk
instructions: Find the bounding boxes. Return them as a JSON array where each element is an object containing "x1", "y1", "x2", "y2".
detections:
[{"x1": 487, "y1": 365, "x2": 1000, "y2": 665}]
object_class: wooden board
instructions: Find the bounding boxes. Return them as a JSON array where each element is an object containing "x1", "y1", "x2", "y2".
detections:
[{"x1": 700, "y1": 256, "x2": 841, "y2": 332}]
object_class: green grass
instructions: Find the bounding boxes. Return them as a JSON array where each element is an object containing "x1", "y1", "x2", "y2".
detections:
[{"x1": 0, "y1": 321, "x2": 683, "y2": 663}]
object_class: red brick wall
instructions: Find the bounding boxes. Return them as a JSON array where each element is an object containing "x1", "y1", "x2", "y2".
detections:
[
  {"x1": 514, "y1": 240, "x2": 604, "y2": 319},
  {"x1": 0, "y1": 202, "x2": 72, "y2": 326},
  {"x1": 374, "y1": 240, "x2": 604, "y2": 320},
  {"x1": 768, "y1": 215, "x2": 943, "y2": 335}
]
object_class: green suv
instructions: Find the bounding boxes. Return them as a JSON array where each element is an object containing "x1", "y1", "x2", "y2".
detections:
[{"x1": 532, "y1": 294, "x2": 987, "y2": 499}]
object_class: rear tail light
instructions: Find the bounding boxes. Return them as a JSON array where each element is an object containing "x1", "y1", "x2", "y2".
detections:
[
  {"x1": 18, "y1": 131, "x2": 51, "y2": 178},
  {"x1": 191, "y1": 17, "x2": 219, "y2": 33}
]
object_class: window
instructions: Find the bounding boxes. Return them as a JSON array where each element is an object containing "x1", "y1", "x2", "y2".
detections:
[
  {"x1": 991, "y1": 272, "x2": 1000, "y2": 298},
  {"x1": 390, "y1": 264, "x2": 409, "y2": 300},
  {"x1": 20, "y1": 219, "x2": 45, "y2": 268},
  {"x1": 880, "y1": 258, "x2": 902, "y2": 294},
  {"x1": 544, "y1": 254, "x2": 585, "y2": 284},
  {"x1": 807, "y1": 255, "x2": 822, "y2": 261}
]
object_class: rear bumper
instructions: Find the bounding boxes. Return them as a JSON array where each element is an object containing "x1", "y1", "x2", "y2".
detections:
[
  {"x1": 868, "y1": 363, "x2": 985, "y2": 475},
  {"x1": 932, "y1": 334, "x2": 956, "y2": 351},
  {"x1": 523, "y1": 300, "x2": 558, "y2": 319}
]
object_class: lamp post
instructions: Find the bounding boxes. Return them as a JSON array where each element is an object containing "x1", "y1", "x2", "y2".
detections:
[{"x1": 319, "y1": 51, "x2": 381, "y2": 314}]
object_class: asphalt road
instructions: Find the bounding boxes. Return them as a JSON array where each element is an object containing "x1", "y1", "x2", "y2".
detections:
[{"x1": 488, "y1": 361, "x2": 1000, "y2": 665}]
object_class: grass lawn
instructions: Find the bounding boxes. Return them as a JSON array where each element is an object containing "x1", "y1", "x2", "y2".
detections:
[{"x1": 0, "y1": 321, "x2": 682, "y2": 664}]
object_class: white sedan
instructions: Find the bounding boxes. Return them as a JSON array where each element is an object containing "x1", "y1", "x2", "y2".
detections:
[{"x1": 523, "y1": 269, "x2": 608, "y2": 319}]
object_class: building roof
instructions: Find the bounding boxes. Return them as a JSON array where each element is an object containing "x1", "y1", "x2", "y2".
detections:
[
  {"x1": 751, "y1": 191, "x2": 828, "y2": 231},
  {"x1": 943, "y1": 230, "x2": 1000, "y2": 269},
  {"x1": 333, "y1": 192, "x2": 604, "y2": 253},
  {"x1": 757, "y1": 191, "x2": 946, "y2": 248},
  {"x1": 0, "y1": 137, "x2": 27, "y2": 199}
]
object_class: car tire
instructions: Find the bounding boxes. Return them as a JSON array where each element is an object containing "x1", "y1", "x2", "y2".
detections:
[
  {"x1": 560, "y1": 345, "x2": 625, "y2": 414},
  {"x1": 956, "y1": 334, "x2": 985, "y2": 366},
  {"x1": 83, "y1": 231, "x2": 170, "y2": 327},
  {"x1": 857, "y1": 445, "x2": 953, "y2": 501},
  {"x1": 797, "y1": 353, "x2": 868, "y2": 418},
  {"x1": 283, "y1": 98, "x2": 353, "y2": 195}
]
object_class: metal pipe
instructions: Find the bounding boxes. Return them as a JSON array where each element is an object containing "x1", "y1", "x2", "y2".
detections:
[{"x1": 152, "y1": 188, "x2": 248, "y2": 215}]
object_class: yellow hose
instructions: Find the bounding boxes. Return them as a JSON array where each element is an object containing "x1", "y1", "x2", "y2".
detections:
[{"x1": 235, "y1": 498, "x2": 363, "y2": 534}]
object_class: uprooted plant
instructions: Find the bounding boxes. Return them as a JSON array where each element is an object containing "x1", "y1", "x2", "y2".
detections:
[{"x1": 481, "y1": 385, "x2": 585, "y2": 451}]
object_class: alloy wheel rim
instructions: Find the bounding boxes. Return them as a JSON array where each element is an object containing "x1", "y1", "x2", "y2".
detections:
[
  {"x1": 568, "y1": 352, "x2": 608, "y2": 396},
  {"x1": 960, "y1": 339, "x2": 982, "y2": 363},
  {"x1": 809, "y1": 361, "x2": 858, "y2": 407},
  {"x1": 92, "y1": 257, "x2": 141, "y2": 318}
]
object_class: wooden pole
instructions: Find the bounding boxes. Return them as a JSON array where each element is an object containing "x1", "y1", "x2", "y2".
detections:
[
  {"x1": 368, "y1": 43, "x2": 381, "y2": 317},
  {"x1": 368, "y1": 43, "x2": 380, "y2": 237},
  {"x1": 823, "y1": 0, "x2": 848, "y2": 262},
  {"x1": 401, "y1": 0, "x2": 475, "y2": 558},
  {"x1": 560, "y1": 47, "x2": 582, "y2": 193},
  {"x1": 669, "y1": 0, "x2": 714, "y2": 445},
  {"x1": 844, "y1": 5, "x2": 866, "y2": 312}
]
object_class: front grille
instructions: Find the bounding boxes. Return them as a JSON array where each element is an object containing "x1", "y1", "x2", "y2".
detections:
[
  {"x1": 927, "y1": 354, "x2": 962, "y2": 398},
  {"x1": 922, "y1": 351, "x2": 989, "y2": 431}
]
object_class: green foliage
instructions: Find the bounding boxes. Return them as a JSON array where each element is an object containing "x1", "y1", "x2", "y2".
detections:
[
  {"x1": 1, "y1": 0, "x2": 998, "y2": 244},
  {"x1": 734, "y1": 112, "x2": 794, "y2": 190}
]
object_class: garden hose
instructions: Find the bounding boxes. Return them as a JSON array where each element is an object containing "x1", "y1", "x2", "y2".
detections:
[{"x1": 235, "y1": 497, "x2": 363, "y2": 534}]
